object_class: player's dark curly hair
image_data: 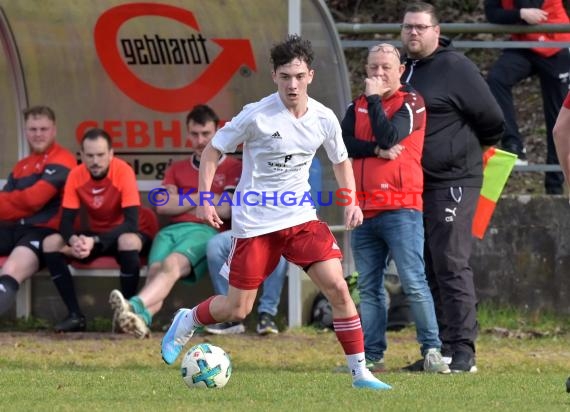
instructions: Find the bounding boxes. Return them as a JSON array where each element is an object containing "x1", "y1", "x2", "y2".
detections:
[{"x1": 270, "y1": 34, "x2": 314, "y2": 71}]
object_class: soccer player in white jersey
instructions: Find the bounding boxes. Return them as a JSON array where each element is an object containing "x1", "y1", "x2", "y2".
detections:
[{"x1": 161, "y1": 35, "x2": 391, "y2": 390}]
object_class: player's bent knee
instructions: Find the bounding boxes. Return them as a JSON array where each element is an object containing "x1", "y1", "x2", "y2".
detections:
[
  {"x1": 117, "y1": 233, "x2": 142, "y2": 250},
  {"x1": 42, "y1": 233, "x2": 65, "y2": 252}
]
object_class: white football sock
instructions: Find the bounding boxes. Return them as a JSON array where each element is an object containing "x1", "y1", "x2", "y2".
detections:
[{"x1": 346, "y1": 353, "x2": 368, "y2": 378}]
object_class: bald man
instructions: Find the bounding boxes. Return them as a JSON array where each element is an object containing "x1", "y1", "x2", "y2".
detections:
[{"x1": 341, "y1": 43, "x2": 449, "y2": 374}]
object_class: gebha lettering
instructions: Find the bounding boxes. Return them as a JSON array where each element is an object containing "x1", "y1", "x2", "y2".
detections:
[
  {"x1": 120, "y1": 34, "x2": 210, "y2": 65},
  {"x1": 75, "y1": 120, "x2": 188, "y2": 148}
]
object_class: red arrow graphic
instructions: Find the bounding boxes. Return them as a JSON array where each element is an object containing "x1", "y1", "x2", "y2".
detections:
[
  {"x1": 94, "y1": 2, "x2": 256, "y2": 113},
  {"x1": 192, "y1": 38, "x2": 257, "y2": 96}
]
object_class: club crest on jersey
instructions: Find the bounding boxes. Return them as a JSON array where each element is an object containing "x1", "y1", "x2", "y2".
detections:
[{"x1": 93, "y1": 195, "x2": 104, "y2": 208}]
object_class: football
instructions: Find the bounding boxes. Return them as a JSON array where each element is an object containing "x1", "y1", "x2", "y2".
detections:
[{"x1": 180, "y1": 343, "x2": 232, "y2": 389}]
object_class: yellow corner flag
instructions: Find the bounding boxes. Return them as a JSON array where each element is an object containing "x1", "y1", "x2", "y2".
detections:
[{"x1": 472, "y1": 147, "x2": 517, "y2": 239}]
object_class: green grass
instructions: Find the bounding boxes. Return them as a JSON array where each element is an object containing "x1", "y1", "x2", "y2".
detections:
[
  {"x1": 1, "y1": 325, "x2": 569, "y2": 412},
  {"x1": 477, "y1": 303, "x2": 570, "y2": 335}
]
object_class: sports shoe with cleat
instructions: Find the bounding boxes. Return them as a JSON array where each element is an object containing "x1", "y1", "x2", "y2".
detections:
[
  {"x1": 161, "y1": 308, "x2": 195, "y2": 365},
  {"x1": 256, "y1": 312, "x2": 279, "y2": 335},
  {"x1": 449, "y1": 351, "x2": 478, "y2": 373},
  {"x1": 205, "y1": 321, "x2": 245, "y2": 335},
  {"x1": 423, "y1": 348, "x2": 451, "y2": 374},
  {"x1": 352, "y1": 370, "x2": 392, "y2": 390},
  {"x1": 118, "y1": 311, "x2": 150, "y2": 339},
  {"x1": 109, "y1": 289, "x2": 130, "y2": 333},
  {"x1": 54, "y1": 313, "x2": 86, "y2": 332}
]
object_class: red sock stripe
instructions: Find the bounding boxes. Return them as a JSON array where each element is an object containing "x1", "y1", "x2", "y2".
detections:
[
  {"x1": 333, "y1": 315, "x2": 364, "y2": 355},
  {"x1": 193, "y1": 296, "x2": 217, "y2": 325}
]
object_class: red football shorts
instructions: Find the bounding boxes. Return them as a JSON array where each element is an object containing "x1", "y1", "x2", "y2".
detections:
[{"x1": 227, "y1": 220, "x2": 343, "y2": 290}]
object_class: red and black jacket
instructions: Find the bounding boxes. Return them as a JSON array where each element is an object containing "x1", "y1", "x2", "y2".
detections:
[
  {"x1": 341, "y1": 84, "x2": 426, "y2": 216},
  {"x1": 485, "y1": 0, "x2": 570, "y2": 57},
  {"x1": 0, "y1": 143, "x2": 76, "y2": 229}
]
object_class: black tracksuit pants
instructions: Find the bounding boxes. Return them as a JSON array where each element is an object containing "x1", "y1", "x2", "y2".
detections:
[
  {"x1": 487, "y1": 48, "x2": 569, "y2": 193},
  {"x1": 423, "y1": 186, "x2": 479, "y2": 356}
]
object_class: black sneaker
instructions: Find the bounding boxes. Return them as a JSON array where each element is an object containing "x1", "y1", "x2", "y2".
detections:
[
  {"x1": 256, "y1": 312, "x2": 278, "y2": 335},
  {"x1": 204, "y1": 321, "x2": 245, "y2": 335},
  {"x1": 54, "y1": 313, "x2": 86, "y2": 332},
  {"x1": 566, "y1": 376, "x2": 570, "y2": 393},
  {"x1": 449, "y1": 351, "x2": 477, "y2": 373},
  {"x1": 401, "y1": 358, "x2": 424, "y2": 372}
]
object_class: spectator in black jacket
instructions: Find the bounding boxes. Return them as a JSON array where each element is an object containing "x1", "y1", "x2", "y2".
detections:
[
  {"x1": 400, "y1": 2, "x2": 505, "y2": 373},
  {"x1": 485, "y1": 0, "x2": 570, "y2": 194}
]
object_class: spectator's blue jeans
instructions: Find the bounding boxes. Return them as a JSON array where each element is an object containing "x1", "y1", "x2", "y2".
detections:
[
  {"x1": 206, "y1": 230, "x2": 287, "y2": 316},
  {"x1": 351, "y1": 209, "x2": 441, "y2": 360}
]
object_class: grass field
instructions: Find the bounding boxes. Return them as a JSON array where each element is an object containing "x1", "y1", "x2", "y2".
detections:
[{"x1": 1, "y1": 309, "x2": 570, "y2": 412}]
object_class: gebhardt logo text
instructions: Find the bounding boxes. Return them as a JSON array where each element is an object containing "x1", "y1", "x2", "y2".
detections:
[
  {"x1": 120, "y1": 33, "x2": 210, "y2": 65},
  {"x1": 93, "y1": 2, "x2": 257, "y2": 112}
]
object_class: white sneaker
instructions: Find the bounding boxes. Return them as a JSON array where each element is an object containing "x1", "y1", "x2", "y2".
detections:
[{"x1": 423, "y1": 348, "x2": 451, "y2": 374}]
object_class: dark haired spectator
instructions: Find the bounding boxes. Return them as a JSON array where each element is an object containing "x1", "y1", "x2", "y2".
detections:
[
  {"x1": 42, "y1": 128, "x2": 157, "y2": 332},
  {"x1": 400, "y1": 2, "x2": 504, "y2": 373},
  {"x1": 108, "y1": 105, "x2": 241, "y2": 339}
]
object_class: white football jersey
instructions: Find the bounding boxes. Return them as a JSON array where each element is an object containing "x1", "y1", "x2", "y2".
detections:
[{"x1": 212, "y1": 92, "x2": 348, "y2": 237}]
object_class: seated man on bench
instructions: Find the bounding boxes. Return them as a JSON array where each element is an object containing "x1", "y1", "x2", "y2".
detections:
[
  {"x1": 0, "y1": 106, "x2": 76, "y2": 317},
  {"x1": 42, "y1": 128, "x2": 157, "y2": 332},
  {"x1": 108, "y1": 104, "x2": 241, "y2": 338}
]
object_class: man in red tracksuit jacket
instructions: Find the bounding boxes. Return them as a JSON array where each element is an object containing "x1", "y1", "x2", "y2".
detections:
[
  {"x1": 0, "y1": 106, "x2": 76, "y2": 315},
  {"x1": 341, "y1": 43, "x2": 450, "y2": 374},
  {"x1": 486, "y1": 0, "x2": 570, "y2": 194}
]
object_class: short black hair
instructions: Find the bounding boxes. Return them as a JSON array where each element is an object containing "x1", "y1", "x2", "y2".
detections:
[
  {"x1": 270, "y1": 34, "x2": 314, "y2": 71},
  {"x1": 403, "y1": 2, "x2": 440, "y2": 25},
  {"x1": 185, "y1": 104, "x2": 220, "y2": 128},
  {"x1": 81, "y1": 128, "x2": 112, "y2": 151}
]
